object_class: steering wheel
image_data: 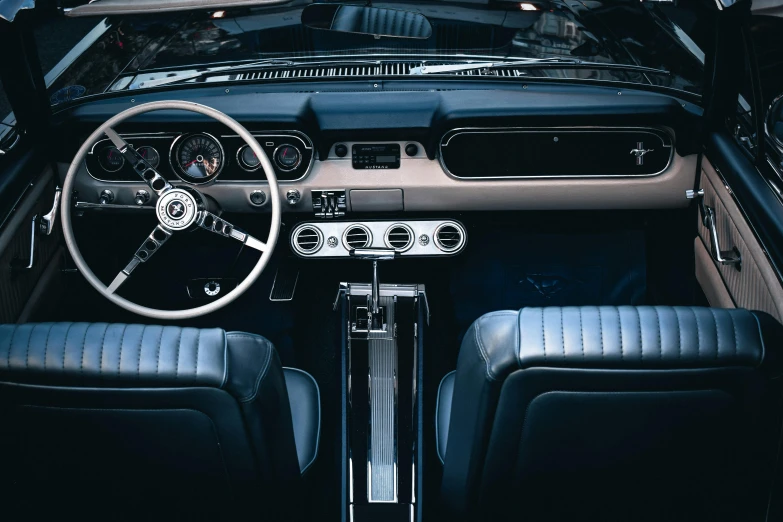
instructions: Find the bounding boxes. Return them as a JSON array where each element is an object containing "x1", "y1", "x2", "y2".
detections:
[{"x1": 61, "y1": 101, "x2": 281, "y2": 320}]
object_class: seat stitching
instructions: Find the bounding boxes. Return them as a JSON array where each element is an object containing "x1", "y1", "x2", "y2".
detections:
[
  {"x1": 4, "y1": 326, "x2": 17, "y2": 371},
  {"x1": 541, "y1": 308, "x2": 546, "y2": 359},
  {"x1": 653, "y1": 307, "x2": 661, "y2": 359},
  {"x1": 136, "y1": 326, "x2": 144, "y2": 379},
  {"x1": 675, "y1": 308, "x2": 681, "y2": 360},
  {"x1": 598, "y1": 307, "x2": 604, "y2": 358},
  {"x1": 516, "y1": 309, "x2": 523, "y2": 369},
  {"x1": 709, "y1": 308, "x2": 720, "y2": 359},
  {"x1": 728, "y1": 312, "x2": 737, "y2": 357},
  {"x1": 175, "y1": 328, "x2": 183, "y2": 379},
  {"x1": 79, "y1": 324, "x2": 90, "y2": 375},
  {"x1": 118, "y1": 324, "x2": 128, "y2": 376},
  {"x1": 618, "y1": 307, "x2": 624, "y2": 360},
  {"x1": 61, "y1": 322, "x2": 75, "y2": 373},
  {"x1": 560, "y1": 308, "x2": 565, "y2": 358},
  {"x1": 155, "y1": 326, "x2": 164, "y2": 375},
  {"x1": 578, "y1": 308, "x2": 584, "y2": 358},
  {"x1": 692, "y1": 308, "x2": 701, "y2": 360},
  {"x1": 637, "y1": 307, "x2": 643, "y2": 360},
  {"x1": 195, "y1": 329, "x2": 202, "y2": 382},
  {"x1": 98, "y1": 324, "x2": 109, "y2": 377},
  {"x1": 43, "y1": 323, "x2": 55, "y2": 371},
  {"x1": 24, "y1": 324, "x2": 35, "y2": 369}
]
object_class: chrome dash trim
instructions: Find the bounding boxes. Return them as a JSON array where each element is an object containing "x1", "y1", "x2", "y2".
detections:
[{"x1": 439, "y1": 126, "x2": 675, "y2": 180}]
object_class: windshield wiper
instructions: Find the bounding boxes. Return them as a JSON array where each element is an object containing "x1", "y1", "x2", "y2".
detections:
[{"x1": 409, "y1": 58, "x2": 671, "y2": 77}]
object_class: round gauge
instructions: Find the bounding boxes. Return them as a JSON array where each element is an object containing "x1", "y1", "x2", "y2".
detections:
[
  {"x1": 172, "y1": 133, "x2": 224, "y2": 183},
  {"x1": 98, "y1": 146, "x2": 125, "y2": 173},
  {"x1": 137, "y1": 146, "x2": 160, "y2": 169},
  {"x1": 274, "y1": 144, "x2": 301, "y2": 171},
  {"x1": 237, "y1": 145, "x2": 261, "y2": 171}
]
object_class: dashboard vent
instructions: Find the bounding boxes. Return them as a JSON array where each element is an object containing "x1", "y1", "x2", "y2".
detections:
[
  {"x1": 434, "y1": 223, "x2": 465, "y2": 253},
  {"x1": 292, "y1": 225, "x2": 323, "y2": 255},
  {"x1": 235, "y1": 62, "x2": 424, "y2": 81},
  {"x1": 385, "y1": 224, "x2": 414, "y2": 252},
  {"x1": 231, "y1": 62, "x2": 526, "y2": 81},
  {"x1": 343, "y1": 225, "x2": 372, "y2": 250}
]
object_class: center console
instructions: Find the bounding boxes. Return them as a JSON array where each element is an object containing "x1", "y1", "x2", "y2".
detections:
[{"x1": 334, "y1": 278, "x2": 428, "y2": 522}]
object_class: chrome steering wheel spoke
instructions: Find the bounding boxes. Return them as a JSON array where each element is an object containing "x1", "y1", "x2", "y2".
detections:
[
  {"x1": 197, "y1": 211, "x2": 266, "y2": 252},
  {"x1": 104, "y1": 127, "x2": 173, "y2": 196},
  {"x1": 106, "y1": 225, "x2": 172, "y2": 294}
]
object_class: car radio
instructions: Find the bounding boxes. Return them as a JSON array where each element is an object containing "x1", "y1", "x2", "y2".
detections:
[{"x1": 352, "y1": 144, "x2": 400, "y2": 169}]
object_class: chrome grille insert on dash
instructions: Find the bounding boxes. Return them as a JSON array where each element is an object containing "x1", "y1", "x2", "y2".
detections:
[
  {"x1": 343, "y1": 224, "x2": 372, "y2": 250},
  {"x1": 292, "y1": 225, "x2": 323, "y2": 255},
  {"x1": 289, "y1": 220, "x2": 466, "y2": 258}
]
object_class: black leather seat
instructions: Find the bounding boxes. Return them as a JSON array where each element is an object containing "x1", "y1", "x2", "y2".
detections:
[
  {"x1": 437, "y1": 306, "x2": 783, "y2": 521},
  {"x1": 0, "y1": 323, "x2": 320, "y2": 520}
]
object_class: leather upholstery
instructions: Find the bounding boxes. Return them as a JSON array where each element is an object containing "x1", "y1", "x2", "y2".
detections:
[
  {"x1": 436, "y1": 370, "x2": 455, "y2": 464},
  {"x1": 0, "y1": 323, "x2": 320, "y2": 519},
  {"x1": 284, "y1": 367, "x2": 321, "y2": 474},
  {"x1": 439, "y1": 306, "x2": 783, "y2": 521}
]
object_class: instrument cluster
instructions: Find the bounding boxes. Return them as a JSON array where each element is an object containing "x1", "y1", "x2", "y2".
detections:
[{"x1": 87, "y1": 131, "x2": 313, "y2": 184}]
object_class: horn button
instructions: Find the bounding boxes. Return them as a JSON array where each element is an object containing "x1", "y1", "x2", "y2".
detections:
[{"x1": 157, "y1": 189, "x2": 198, "y2": 230}]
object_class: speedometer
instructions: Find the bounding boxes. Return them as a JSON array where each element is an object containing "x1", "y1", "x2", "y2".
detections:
[{"x1": 172, "y1": 133, "x2": 224, "y2": 183}]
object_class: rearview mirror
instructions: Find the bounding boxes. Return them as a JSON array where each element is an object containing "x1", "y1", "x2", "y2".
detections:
[{"x1": 301, "y1": 4, "x2": 432, "y2": 40}]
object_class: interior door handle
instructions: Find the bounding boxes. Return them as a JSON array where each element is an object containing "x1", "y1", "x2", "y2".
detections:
[
  {"x1": 10, "y1": 214, "x2": 37, "y2": 271},
  {"x1": 686, "y1": 189, "x2": 741, "y2": 269}
]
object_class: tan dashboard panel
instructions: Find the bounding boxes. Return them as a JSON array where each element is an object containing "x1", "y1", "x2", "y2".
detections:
[
  {"x1": 298, "y1": 152, "x2": 697, "y2": 211},
  {"x1": 696, "y1": 158, "x2": 783, "y2": 322},
  {"x1": 64, "y1": 150, "x2": 696, "y2": 213}
]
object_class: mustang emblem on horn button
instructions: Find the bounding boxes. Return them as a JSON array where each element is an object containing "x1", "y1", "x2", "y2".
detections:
[
  {"x1": 166, "y1": 201, "x2": 186, "y2": 219},
  {"x1": 629, "y1": 142, "x2": 654, "y2": 165}
]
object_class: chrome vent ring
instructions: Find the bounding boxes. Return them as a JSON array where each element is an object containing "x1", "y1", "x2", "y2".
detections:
[
  {"x1": 434, "y1": 222, "x2": 466, "y2": 253},
  {"x1": 292, "y1": 225, "x2": 323, "y2": 255},
  {"x1": 343, "y1": 224, "x2": 372, "y2": 250},
  {"x1": 384, "y1": 224, "x2": 414, "y2": 252}
]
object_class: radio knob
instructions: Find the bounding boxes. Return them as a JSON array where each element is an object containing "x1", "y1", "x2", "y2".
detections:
[
  {"x1": 335, "y1": 144, "x2": 348, "y2": 158},
  {"x1": 405, "y1": 143, "x2": 419, "y2": 157}
]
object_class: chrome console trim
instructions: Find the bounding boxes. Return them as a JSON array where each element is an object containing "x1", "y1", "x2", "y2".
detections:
[
  {"x1": 439, "y1": 126, "x2": 675, "y2": 180},
  {"x1": 291, "y1": 220, "x2": 467, "y2": 258},
  {"x1": 367, "y1": 295, "x2": 398, "y2": 503}
]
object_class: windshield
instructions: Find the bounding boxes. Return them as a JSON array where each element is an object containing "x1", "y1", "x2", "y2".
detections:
[{"x1": 46, "y1": 0, "x2": 713, "y2": 106}]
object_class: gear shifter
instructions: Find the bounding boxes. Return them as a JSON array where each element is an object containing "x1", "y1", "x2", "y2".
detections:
[{"x1": 350, "y1": 247, "x2": 397, "y2": 331}]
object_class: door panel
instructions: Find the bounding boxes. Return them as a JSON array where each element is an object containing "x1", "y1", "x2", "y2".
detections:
[
  {"x1": 0, "y1": 166, "x2": 61, "y2": 323},
  {"x1": 696, "y1": 157, "x2": 783, "y2": 321}
]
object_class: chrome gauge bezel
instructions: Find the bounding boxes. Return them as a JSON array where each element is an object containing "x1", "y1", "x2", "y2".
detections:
[
  {"x1": 169, "y1": 132, "x2": 226, "y2": 185},
  {"x1": 273, "y1": 144, "x2": 303, "y2": 172},
  {"x1": 236, "y1": 144, "x2": 263, "y2": 172},
  {"x1": 136, "y1": 145, "x2": 161, "y2": 169},
  {"x1": 97, "y1": 146, "x2": 125, "y2": 173}
]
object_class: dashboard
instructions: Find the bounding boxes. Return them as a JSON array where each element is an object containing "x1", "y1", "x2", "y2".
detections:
[{"x1": 58, "y1": 84, "x2": 701, "y2": 220}]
